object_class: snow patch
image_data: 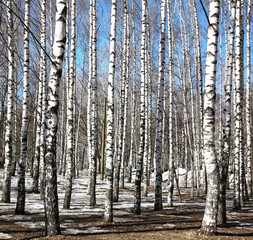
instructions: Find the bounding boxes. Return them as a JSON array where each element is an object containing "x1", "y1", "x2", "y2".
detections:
[{"x1": 0, "y1": 233, "x2": 12, "y2": 239}]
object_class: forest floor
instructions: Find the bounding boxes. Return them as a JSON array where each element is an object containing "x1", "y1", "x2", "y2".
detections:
[{"x1": 0, "y1": 169, "x2": 253, "y2": 240}]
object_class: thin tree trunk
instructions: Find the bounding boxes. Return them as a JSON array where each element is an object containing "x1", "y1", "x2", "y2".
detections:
[
  {"x1": 104, "y1": 0, "x2": 117, "y2": 223},
  {"x1": 87, "y1": 0, "x2": 93, "y2": 195},
  {"x1": 63, "y1": 0, "x2": 76, "y2": 209},
  {"x1": 15, "y1": 0, "x2": 30, "y2": 214},
  {"x1": 193, "y1": 0, "x2": 204, "y2": 193},
  {"x1": 100, "y1": 97, "x2": 106, "y2": 181},
  {"x1": 1, "y1": 0, "x2": 14, "y2": 203},
  {"x1": 153, "y1": 0, "x2": 166, "y2": 211},
  {"x1": 167, "y1": 0, "x2": 174, "y2": 207},
  {"x1": 217, "y1": 0, "x2": 236, "y2": 224},
  {"x1": 39, "y1": 0, "x2": 47, "y2": 200},
  {"x1": 133, "y1": 0, "x2": 147, "y2": 215},
  {"x1": 90, "y1": 0, "x2": 98, "y2": 207},
  {"x1": 233, "y1": 0, "x2": 242, "y2": 211},
  {"x1": 128, "y1": 0, "x2": 136, "y2": 183},
  {"x1": 246, "y1": 0, "x2": 252, "y2": 197},
  {"x1": 44, "y1": 0, "x2": 67, "y2": 235}
]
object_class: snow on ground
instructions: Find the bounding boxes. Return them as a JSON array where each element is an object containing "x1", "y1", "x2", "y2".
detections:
[
  {"x1": 0, "y1": 168, "x2": 252, "y2": 236},
  {"x1": 0, "y1": 232, "x2": 12, "y2": 239}
]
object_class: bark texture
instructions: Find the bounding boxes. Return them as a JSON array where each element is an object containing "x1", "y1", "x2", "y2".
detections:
[
  {"x1": 201, "y1": 0, "x2": 220, "y2": 235},
  {"x1": 44, "y1": 0, "x2": 67, "y2": 236}
]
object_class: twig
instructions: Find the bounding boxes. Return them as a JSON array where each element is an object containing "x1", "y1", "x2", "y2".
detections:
[
  {"x1": 0, "y1": 0, "x2": 56, "y2": 66},
  {"x1": 199, "y1": 0, "x2": 211, "y2": 26}
]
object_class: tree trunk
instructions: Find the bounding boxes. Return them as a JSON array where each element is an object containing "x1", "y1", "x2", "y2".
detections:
[
  {"x1": 63, "y1": 0, "x2": 76, "y2": 209},
  {"x1": 39, "y1": 0, "x2": 47, "y2": 200},
  {"x1": 90, "y1": 0, "x2": 98, "y2": 207},
  {"x1": 133, "y1": 0, "x2": 147, "y2": 215},
  {"x1": 15, "y1": 0, "x2": 30, "y2": 214},
  {"x1": 104, "y1": 0, "x2": 117, "y2": 223},
  {"x1": 1, "y1": 0, "x2": 14, "y2": 203},
  {"x1": 245, "y1": 0, "x2": 252, "y2": 197},
  {"x1": 233, "y1": 0, "x2": 242, "y2": 211},
  {"x1": 200, "y1": 0, "x2": 220, "y2": 235},
  {"x1": 167, "y1": 0, "x2": 174, "y2": 207},
  {"x1": 44, "y1": 0, "x2": 67, "y2": 235},
  {"x1": 153, "y1": 0, "x2": 166, "y2": 211},
  {"x1": 217, "y1": 0, "x2": 236, "y2": 225}
]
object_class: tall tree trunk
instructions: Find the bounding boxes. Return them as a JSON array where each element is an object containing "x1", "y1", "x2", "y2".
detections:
[
  {"x1": 87, "y1": 0, "x2": 93, "y2": 195},
  {"x1": 100, "y1": 97, "x2": 106, "y2": 181},
  {"x1": 90, "y1": 0, "x2": 98, "y2": 207},
  {"x1": 154, "y1": 0, "x2": 166, "y2": 211},
  {"x1": 44, "y1": 0, "x2": 67, "y2": 235},
  {"x1": 200, "y1": 0, "x2": 220, "y2": 235},
  {"x1": 120, "y1": 1, "x2": 130, "y2": 189},
  {"x1": 128, "y1": 0, "x2": 136, "y2": 183},
  {"x1": 217, "y1": 0, "x2": 236, "y2": 225},
  {"x1": 15, "y1": 0, "x2": 30, "y2": 214},
  {"x1": 1, "y1": 0, "x2": 14, "y2": 203},
  {"x1": 233, "y1": 0, "x2": 242, "y2": 211},
  {"x1": 246, "y1": 0, "x2": 252, "y2": 197},
  {"x1": 133, "y1": 0, "x2": 147, "y2": 215},
  {"x1": 104, "y1": 0, "x2": 117, "y2": 223},
  {"x1": 63, "y1": 0, "x2": 76, "y2": 209},
  {"x1": 167, "y1": 0, "x2": 174, "y2": 207},
  {"x1": 39, "y1": 0, "x2": 47, "y2": 200},
  {"x1": 114, "y1": 0, "x2": 128, "y2": 200},
  {"x1": 192, "y1": 0, "x2": 204, "y2": 193}
]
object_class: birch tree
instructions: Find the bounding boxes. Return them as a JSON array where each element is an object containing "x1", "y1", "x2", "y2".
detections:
[
  {"x1": 32, "y1": 0, "x2": 46, "y2": 193},
  {"x1": 44, "y1": 0, "x2": 67, "y2": 235},
  {"x1": 104, "y1": 0, "x2": 117, "y2": 223},
  {"x1": 233, "y1": 0, "x2": 242, "y2": 211},
  {"x1": 246, "y1": 0, "x2": 252, "y2": 197},
  {"x1": 1, "y1": 0, "x2": 14, "y2": 203},
  {"x1": 133, "y1": 0, "x2": 147, "y2": 215},
  {"x1": 64, "y1": 0, "x2": 76, "y2": 209},
  {"x1": 218, "y1": 0, "x2": 236, "y2": 224},
  {"x1": 120, "y1": 0, "x2": 129, "y2": 189},
  {"x1": 15, "y1": 0, "x2": 30, "y2": 214},
  {"x1": 128, "y1": 0, "x2": 136, "y2": 183},
  {"x1": 167, "y1": 0, "x2": 174, "y2": 207},
  {"x1": 39, "y1": 0, "x2": 47, "y2": 199},
  {"x1": 114, "y1": 0, "x2": 128, "y2": 200},
  {"x1": 90, "y1": 0, "x2": 98, "y2": 206},
  {"x1": 200, "y1": 0, "x2": 220, "y2": 235},
  {"x1": 154, "y1": 0, "x2": 166, "y2": 211}
]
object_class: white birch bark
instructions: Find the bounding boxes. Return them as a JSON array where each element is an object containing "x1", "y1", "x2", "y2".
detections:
[
  {"x1": 87, "y1": 0, "x2": 93, "y2": 195},
  {"x1": 143, "y1": 19, "x2": 149, "y2": 196},
  {"x1": 193, "y1": 0, "x2": 204, "y2": 192},
  {"x1": 147, "y1": 27, "x2": 153, "y2": 186},
  {"x1": 113, "y1": 0, "x2": 128, "y2": 201},
  {"x1": 104, "y1": 0, "x2": 117, "y2": 223},
  {"x1": 246, "y1": 0, "x2": 252, "y2": 197},
  {"x1": 15, "y1": 0, "x2": 30, "y2": 214},
  {"x1": 233, "y1": 0, "x2": 242, "y2": 211},
  {"x1": 167, "y1": 0, "x2": 174, "y2": 207},
  {"x1": 128, "y1": 1, "x2": 136, "y2": 183},
  {"x1": 90, "y1": 0, "x2": 98, "y2": 206},
  {"x1": 120, "y1": 2, "x2": 129, "y2": 189},
  {"x1": 32, "y1": 0, "x2": 46, "y2": 193},
  {"x1": 154, "y1": 0, "x2": 166, "y2": 211},
  {"x1": 39, "y1": 0, "x2": 47, "y2": 199},
  {"x1": 44, "y1": 0, "x2": 67, "y2": 235},
  {"x1": 201, "y1": 0, "x2": 220, "y2": 235},
  {"x1": 64, "y1": 0, "x2": 76, "y2": 209},
  {"x1": 1, "y1": 0, "x2": 14, "y2": 203},
  {"x1": 218, "y1": 0, "x2": 236, "y2": 224},
  {"x1": 133, "y1": 0, "x2": 147, "y2": 215}
]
